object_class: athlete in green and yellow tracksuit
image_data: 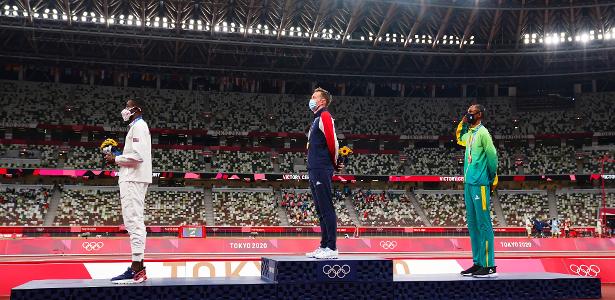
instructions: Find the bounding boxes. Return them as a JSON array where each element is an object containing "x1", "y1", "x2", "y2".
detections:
[{"x1": 456, "y1": 104, "x2": 499, "y2": 278}]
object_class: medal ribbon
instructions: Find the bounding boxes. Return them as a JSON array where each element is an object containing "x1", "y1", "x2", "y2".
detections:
[{"x1": 467, "y1": 124, "x2": 483, "y2": 163}]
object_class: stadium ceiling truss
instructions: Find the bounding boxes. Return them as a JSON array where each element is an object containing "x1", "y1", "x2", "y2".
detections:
[{"x1": 1, "y1": 0, "x2": 615, "y2": 79}]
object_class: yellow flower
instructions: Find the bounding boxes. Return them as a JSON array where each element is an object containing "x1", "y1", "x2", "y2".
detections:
[
  {"x1": 338, "y1": 146, "x2": 353, "y2": 156},
  {"x1": 100, "y1": 138, "x2": 119, "y2": 150}
]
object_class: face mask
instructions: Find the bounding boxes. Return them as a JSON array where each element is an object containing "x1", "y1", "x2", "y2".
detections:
[
  {"x1": 121, "y1": 107, "x2": 134, "y2": 122},
  {"x1": 465, "y1": 112, "x2": 479, "y2": 124},
  {"x1": 309, "y1": 99, "x2": 318, "y2": 112}
]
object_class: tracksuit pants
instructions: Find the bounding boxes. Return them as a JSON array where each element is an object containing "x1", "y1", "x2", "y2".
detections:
[
  {"x1": 308, "y1": 169, "x2": 336, "y2": 250},
  {"x1": 464, "y1": 184, "x2": 495, "y2": 268},
  {"x1": 119, "y1": 181, "x2": 149, "y2": 261}
]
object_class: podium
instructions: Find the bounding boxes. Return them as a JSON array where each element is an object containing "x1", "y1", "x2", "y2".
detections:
[
  {"x1": 262, "y1": 256, "x2": 395, "y2": 299},
  {"x1": 261, "y1": 255, "x2": 392, "y2": 283},
  {"x1": 11, "y1": 256, "x2": 601, "y2": 300}
]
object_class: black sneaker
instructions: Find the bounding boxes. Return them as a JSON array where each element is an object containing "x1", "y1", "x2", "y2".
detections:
[
  {"x1": 472, "y1": 266, "x2": 497, "y2": 278},
  {"x1": 460, "y1": 264, "x2": 481, "y2": 276}
]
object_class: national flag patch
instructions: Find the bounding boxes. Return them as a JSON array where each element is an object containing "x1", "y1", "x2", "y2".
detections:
[{"x1": 133, "y1": 138, "x2": 139, "y2": 142}]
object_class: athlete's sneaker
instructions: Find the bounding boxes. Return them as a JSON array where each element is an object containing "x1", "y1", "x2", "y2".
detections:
[
  {"x1": 314, "y1": 247, "x2": 339, "y2": 259},
  {"x1": 111, "y1": 267, "x2": 147, "y2": 284},
  {"x1": 472, "y1": 266, "x2": 497, "y2": 278},
  {"x1": 460, "y1": 264, "x2": 481, "y2": 277},
  {"x1": 306, "y1": 247, "x2": 326, "y2": 258}
]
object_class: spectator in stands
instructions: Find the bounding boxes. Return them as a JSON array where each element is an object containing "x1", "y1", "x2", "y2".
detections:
[
  {"x1": 106, "y1": 98, "x2": 151, "y2": 284},
  {"x1": 304, "y1": 87, "x2": 342, "y2": 260},
  {"x1": 525, "y1": 217, "x2": 532, "y2": 238},
  {"x1": 550, "y1": 218, "x2": 560, "y2": 238},
  {"x1": 533, "y1": 218, "x2": 545, "y2": 238},
  {"x1": 596, "y1": 218, "x2": 603, "y2": 238},
  {"x1": 564, "y1": 218, "x2": 571, "y2": 238}
]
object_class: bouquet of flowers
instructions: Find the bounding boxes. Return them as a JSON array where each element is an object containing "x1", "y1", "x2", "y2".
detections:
[
  {"x1": 337, "y1": 146, "x2": 353, "y2": 166},
  {"x1": 99, "y1": 138, "x2": 121, "y2": 168}
]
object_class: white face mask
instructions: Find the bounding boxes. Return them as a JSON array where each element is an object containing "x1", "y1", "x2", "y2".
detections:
[
  {"x1": 121, "y1": 107, "x2": 134, "y2": 122},
  {"x1": 309, "y1": 99, "x2": 318, "y2": 112}
]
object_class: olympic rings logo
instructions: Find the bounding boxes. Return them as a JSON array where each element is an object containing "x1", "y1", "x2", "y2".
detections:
[
  {"x1": 569, "y1": 264, "x2": 601, "y2": 277},
  {"x1": 322, "y1": 264, "x2": 351, "y2": 279},
  {"x1": 379, "y1": 241, "x2": 398, "y2": 250},
  {"x1": 82, "y1": 241, "x2": 104, "y2": 251}
]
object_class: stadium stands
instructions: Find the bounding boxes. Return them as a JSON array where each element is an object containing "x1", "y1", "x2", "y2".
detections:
[
  {"x1": 2, "y1": 80, "x2": 615, "y2": 136},
  {"x1": 54, "y1": 187, "x2": 205, "y2": 226},
  {"x1": 153, "y1": 149, "x2": 208, "y2": 172},
  {"x1": 414, "y1": 191, "x2": 466, "y2": 227},
  {"x1": 281, "y1": 189, "x2": 353, "y2": 226},
  {"x1": 2, "y1": 79, "x2": 615, "y2": 230},
  {"x1": 352, "y1": 189, "x2": 423, "y2": 227},
  {"x1": 554, "y1": 190, "x2": 614, "y2": 227},
  {"x1": 345, "y1": 154, "x2": 400, "y2": 175},
  {"x1": 212, "y1": 151, "x2": 273, "y2": 173},
  {"x1": 278, "y1": 152, "x2": 306, "y2": 173},
  {"x1": 499, "y1": 191, "x2": 550, "y2": 226},
  {"x1": 404, "y1": 147, "x2": 462, "y2": 175},
  {"x1": 144, "y1": 189, "x2": 206, "y2": 225},
  {"x1": 2, "y1": 183, "x2": 612, "y2": 229},
  {"x1": 0, "y1": 185, "x2": 51, "y2": 226},
  {"x1": 212, "y1": 189, "x2": 280, "y2": 226},
  {"x1": 54, "y1": 187, "x2": 122, "y2": 226},
  {"x1": 0, "y1": 144, "x2": 59, "y2": 168}
]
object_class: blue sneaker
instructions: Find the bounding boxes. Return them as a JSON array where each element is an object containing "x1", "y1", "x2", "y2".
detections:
[{"x1": 111, "y1": 267, "x2": 147, "y2": 284}]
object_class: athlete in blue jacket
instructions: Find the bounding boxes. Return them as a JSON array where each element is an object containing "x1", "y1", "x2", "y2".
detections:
[{"x1": 304, "y1": 87, "x2": 341, "y2": 259}]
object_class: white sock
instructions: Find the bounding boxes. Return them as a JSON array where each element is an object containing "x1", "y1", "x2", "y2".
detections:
[{"x1": 132, "y1": 253, "x2": 144, "y2": 261}]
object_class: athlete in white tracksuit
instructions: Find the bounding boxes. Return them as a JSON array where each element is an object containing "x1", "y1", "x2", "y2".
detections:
[{"x1": 107, "y1": 99, "x2": 152, "y2": 283}]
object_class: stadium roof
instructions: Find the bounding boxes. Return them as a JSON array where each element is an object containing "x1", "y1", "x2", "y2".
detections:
[{"x1": 1, "y1": 0, "x2": 615, "y2": 79}]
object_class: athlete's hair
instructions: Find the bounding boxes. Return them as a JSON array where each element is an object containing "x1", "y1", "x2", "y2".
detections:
[
  {"x1": 475, "y1": 104, "x2": 485, "y2": 117},
  {"x1": 314, "y1": 87, "x2": 332, "y2": 106},
  {"x1": 128, "y1": 98, "x2": 143, "y2": 113}
]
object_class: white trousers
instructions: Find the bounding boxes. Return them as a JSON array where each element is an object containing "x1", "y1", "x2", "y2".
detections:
[{"x1": 119, "y1": 181, "x2": 148, "y2": 261}]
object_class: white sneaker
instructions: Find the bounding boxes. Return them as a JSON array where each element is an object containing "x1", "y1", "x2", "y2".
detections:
[
  {"x1": 306, "y1": 247, "x2": 325, "y2": 258},
  {"x1": 314, "y1": 247, "x2": 338, "y2": 259}
]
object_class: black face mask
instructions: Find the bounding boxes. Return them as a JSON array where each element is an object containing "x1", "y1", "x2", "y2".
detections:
[{"x1": 465, "y1": 112, "x2": 480, "y2": 124}]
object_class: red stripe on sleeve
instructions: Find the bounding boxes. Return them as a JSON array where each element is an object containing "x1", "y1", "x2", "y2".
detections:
[{"x1": 320, "y1": 111, "x2": 337, "y2": 166}]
